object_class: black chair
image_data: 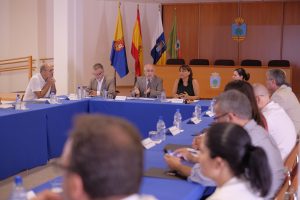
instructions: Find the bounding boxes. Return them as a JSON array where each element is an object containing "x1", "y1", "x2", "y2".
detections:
[
  {"x1": 214, "y1": 59, "x2": 235, "y2": 66},
  {"x1": 268, "y1": 60, "x2": 290, "y2": 67},
  {"x1": 166, "y1": 58, "x2": 185, "y2": 65},
  {"x1": 189, "y1": 59, "x2": 209, "y2": 65},
  {"x1": 241, "y1": 59, "x2": 262, "y2": 66}
]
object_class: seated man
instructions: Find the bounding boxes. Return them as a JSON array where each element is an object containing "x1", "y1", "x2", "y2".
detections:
[
  {"x1": 165, "y1": 90, "x2": 284, "y2": 199},
  {"x1": 87, "y1": 63, "x2": 115, "y2": 97},
  {"x1": 132, "y1": 64, "x2": 163, "y2": 98},
  {"x1": 23, "y1": 63, "x2": 56, "y2": 101},
  {"x1": 253, "y1": 83, "x2": 296, "y2": 160},
  {"x1": 32, "y1": 114, "x2": 156, "y2": 200},
  {"x1": 266, "y1": 69, "x2": 300, "y2": 135}
]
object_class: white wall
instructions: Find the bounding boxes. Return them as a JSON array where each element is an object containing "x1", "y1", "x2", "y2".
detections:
[
  {"x1": 0, "y1": 0, "x2": 161, "y2": 93},
  {"x1": 0, "y1": 0, "x2": 53, "y2": 93},
  {"x1": 76, "y1": 0, "x2": 161, "y2": 88}
]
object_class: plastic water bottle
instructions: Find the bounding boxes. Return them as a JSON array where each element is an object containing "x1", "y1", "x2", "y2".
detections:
[
  {"x1": 194, "y1": 103, "x2": 202, "y2": 120},
  {"x1": 50, "y1": 92, "x2": 56, "y2": 104},
  {"x1": 160, "y1": 91, "x2": 166, "y2": 102},
  {"x1": 77, "y1": 86, "x2": 82, "y2": 100},
  {"x1": 9, "y1": 176, "x2": 27, "y2": 200},
  {"x1": 156, "y1": 116, "x2": 166, "y2": 141},
  {"x1": 173, "y1": 109, "x2": 182, "y2": 130},
  {"x1": 209, "y1": 98, "x2": 216, "y2": 114},
  {"x1": 15, "y1": 94, "x2": 21, "y2": 110}
]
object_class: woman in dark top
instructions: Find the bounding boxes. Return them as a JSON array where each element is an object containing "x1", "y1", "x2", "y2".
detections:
[
  {"x1": 232, "y1": 68, "x2": 250, "y2": 81},
  {"x1": 172, "y1": 64, "x2": 199, "y2": 100}
]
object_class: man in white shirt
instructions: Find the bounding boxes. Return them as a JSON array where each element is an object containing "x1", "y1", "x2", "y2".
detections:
[
  {"x1": 23, "y1": 64, "x2": 56, "y2": 101},
  {"x1": 266, "y1": 69, "x2": 300, "y2": 135},
  {"x1": 253, "y1": 83, "x2": 296, "y2": 160},
  {"x1": 32, "y1": 114, "x2": 156, "y2": 200},
  {"x1": 87, "y1": 63, "x2": 115, "y2": 97}
]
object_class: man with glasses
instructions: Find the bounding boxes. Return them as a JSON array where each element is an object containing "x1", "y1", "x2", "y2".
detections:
[
  {"x1": 24, "y1": 63, "x2": 56, "y2": 101},
  {"x1": 32, "y1": 114, "x2": 156, "y2": 200},
  {"x1": 87, "y1": 63, "x2": 115, "y2": 97},
  {"x1": 266, "y1": 69, "x2": 300, "y2": 135},
  {"x1": 213, "y1": 90, "x2": 284, "y2": 199},
  {"x1": 132, "y1": 64, "x2": 163, "y2": 98},
  {"x1": 165, "y1": 90, "x2": 284, "y2": 199}
]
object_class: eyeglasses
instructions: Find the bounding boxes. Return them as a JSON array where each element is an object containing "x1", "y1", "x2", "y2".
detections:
[
  {"x1": 93, "y1": 71, "x2": 103, "y2": 76},
  {"x1": 213, "y1": 113, "x2": 228, "y2": 121},
  {"x1": 145, "y1": 69, "x2": 154, "y2": 72},
  {"x1": 44, "y1": 69, "x2": 54, "y2": 72}
]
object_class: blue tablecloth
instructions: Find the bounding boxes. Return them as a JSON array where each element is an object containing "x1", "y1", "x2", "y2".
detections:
[
  {"x1": 0, "y1": 108, "x2": 48, "y2": 179},
  {"x1": 46, "y1": 100, "x2": 89, "y2": 158},
  {"x1": 0, "y1": 100, "x2": 89, "y2": 180},
  {"x1": 89, "y1": 99, "x2": 210, "y2": 138},
  {"x1": 1, "y1": 98, "x2": 215, "y2": 199}
]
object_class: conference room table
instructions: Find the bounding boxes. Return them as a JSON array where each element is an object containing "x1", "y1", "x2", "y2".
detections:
[
  {"x1": 1, "y1": 97, "x2": 214, "y2": 199},
  {"x1": 0, "y1": 99, "x2": 89, "y2": 180},
  {"x1": 31, "y1": 101, "x2": 214, "y2": 199},
  {"x1": 89, "y1": 98, "x2": 210, "y2": 138}
]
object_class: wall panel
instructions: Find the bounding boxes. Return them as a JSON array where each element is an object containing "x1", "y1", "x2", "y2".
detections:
[
  {"x1": 163, "y1": 4, "x2": 199, "y2": 64},
  {"x1": 163, "y1": 1, "x2": 300, "y2": 97},
  {"x1": 283, "y1": 2, "x2": 300, "y2": 95},
  {"x1": 198, "y1": 3, "x2": 238, "y2": 64},
  {"x1": 239, "y1": 2, "x2": 283, "y2": 65}
]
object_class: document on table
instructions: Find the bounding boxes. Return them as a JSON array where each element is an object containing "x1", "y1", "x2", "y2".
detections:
[{"x1": 0, "y1": 104, "x2": 14, "y2": 109}]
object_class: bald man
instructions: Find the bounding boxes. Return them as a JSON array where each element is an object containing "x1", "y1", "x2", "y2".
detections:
[
  {"x1": 132, "y1": 64, "x2": 163, "y2": 98},
  {"x1": 253, "y1": 83, "x2": 296, "y2": 160},
  {"x1": 24, "y1": 63, "x2": 56, "y2": 101}
]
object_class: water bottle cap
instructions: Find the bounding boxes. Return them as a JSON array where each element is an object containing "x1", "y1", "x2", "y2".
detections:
[
  {"x1": 176, "y1": 108, "x2": 180, "y2": 112},
  {"x1": 15, "y1": 176, "x2": 23, "y2": 185}
]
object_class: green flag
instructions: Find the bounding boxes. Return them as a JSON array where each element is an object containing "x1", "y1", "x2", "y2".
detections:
[{"x1": 167, "y1": 15, "x2": 178, "y2": 59}]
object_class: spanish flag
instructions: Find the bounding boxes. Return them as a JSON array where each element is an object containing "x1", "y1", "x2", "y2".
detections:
[
  {"x1": 151, "y1": 5, "x2": 166, "y2": 65},
  {"x1": 110, "y1": 4, "x2": 129, "y2": 78},
  {"x1": 131, "y1": 5, "x2": 143, "y2": 76}
]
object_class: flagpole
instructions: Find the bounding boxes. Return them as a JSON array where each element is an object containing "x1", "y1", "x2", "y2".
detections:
[
  {"x1": 114, "y1": 71, "x2": 117, "y2": 93},
  {"x1": 135, "y1": 3, "x2": 139, "y2": 84},
  {"x1": 114, "y1": 1, "x2": 120, "y2": 94},
  {"x1": 114, "y1": 1, "x2": 119, "y2": 94}
]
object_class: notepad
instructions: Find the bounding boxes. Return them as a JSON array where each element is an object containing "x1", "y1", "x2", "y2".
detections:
[{"x1": 144, "y1": 168, "x2": 186, "y2": 180}]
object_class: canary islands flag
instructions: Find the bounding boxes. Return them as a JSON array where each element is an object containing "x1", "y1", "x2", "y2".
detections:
[
  {"x1": 151, "y1": 6, "x2": 166, "y2": 65},
  {"x1": 131, "y1": 6, "x2": 143, "y2": 76},
  {"x1": 110, "y1": 5, "x2": 129, "y2": 78}
]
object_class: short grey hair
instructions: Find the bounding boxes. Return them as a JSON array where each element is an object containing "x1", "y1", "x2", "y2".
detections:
[
  {"x1": 93, "y1": 63, "x2": 104, "y2": 70},
  {"x1": 40, "y1": 64, "x2": 47, "y2": 73},
  {"x1": 215, "y1": 90, "x2": 252, "y2": 120},
  {"x1": 267, "y1": 69, "x2": 287, "y2": 86}
]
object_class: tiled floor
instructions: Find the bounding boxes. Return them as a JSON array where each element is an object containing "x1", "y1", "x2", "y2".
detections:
[{"x1": 0, "y1": 160, "x2": 61, "y2": 199}]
